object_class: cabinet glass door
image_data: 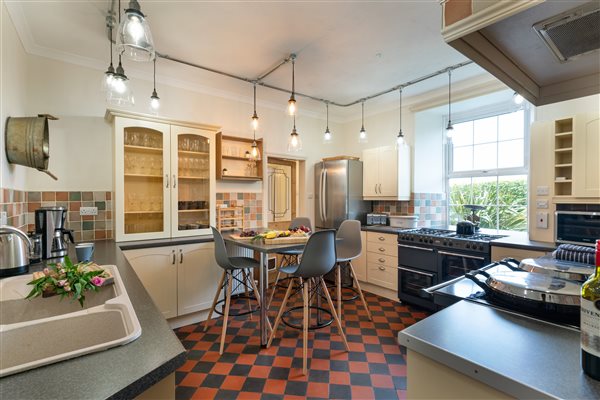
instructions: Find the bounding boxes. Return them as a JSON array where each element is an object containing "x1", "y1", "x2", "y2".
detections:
[
  {"x1": 122, "y1": 126, "x2": 168, "y2": 236},
  {"x1": 171, "y1": 126, "x2": 214, "y2": 236}
]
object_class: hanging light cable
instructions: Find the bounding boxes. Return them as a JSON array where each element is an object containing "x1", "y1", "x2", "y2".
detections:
[
  {"x1": 116, "y1": 0, "x2": 155, "y2": 62},
  {"x1": 323, "y1": 102, "x2": 332, "y2": 143},
  {"x1": 101, "y1": 17, "x2": 115, "y2": 92},
  {"x1": 446, "y1": 69, "x2": 454, "y2": 137},
  {"x1": 358, "y1": 101, "x2": 368, "y2": 143},
  {"x1": 150, "y1": 57, "x2": 160, "y2": 111},
  {"x1": 288, "y1": 115, "x2": 302, "y2": 152},
  {"x1": 251, "y1": 83, "x2": 259, "y2": 130},
  {"x1": 396, "y1": 87, "x2": 405, "y2": 146},
  {"x1": 287, "y1": 54, "x2": 297, "y2": 116},
  {"x1": 108, "y1": 0, "x2": 134, "y2": 106}
]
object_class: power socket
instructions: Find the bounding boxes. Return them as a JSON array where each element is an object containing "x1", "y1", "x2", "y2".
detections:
[
  {"x1": 80, "y1": 207, "x2": 98, "y2": 216},
  {"x1": 0, "y1": 211, "x2": 7, "y2": 225}
]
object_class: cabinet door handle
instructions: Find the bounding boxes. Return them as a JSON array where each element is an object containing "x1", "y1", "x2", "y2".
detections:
[
  {"x1": 378, "y1": 266, "x2": 386, "y2": 271},
  {"x1": 165, "y1": 174, "x2": 169, "y2": 188},
  {"x1": 379, "y1": 247, "x2": 386, "y2": 252},
  {"x1": 378, "y1": 184, "x2": 382, "y2": 193},
  {"x1": 378, "y1": 236, "x2": 385, "y2": 241},
  {"x1": 171, "y1": 250, "x2": 176, "y2": 265},
  {"x1": 172, "y1": 174, "x2": 177, "y2": 188},
  {"x1": 374, "y1": 184, "x2": 378, "y2": 194},
  {"x1": 179, "y1": 250, "x2": 183, "y2": 264},
  {"x1": 378, "y1": 258, "x2": 385, "y2": 263}
]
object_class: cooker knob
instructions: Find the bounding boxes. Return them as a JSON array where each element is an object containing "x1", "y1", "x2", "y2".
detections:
[
  {"x1": 443, "y1": 241, "x2": 447, "y2": 246},
  {"x1": 449, "y1": 242, "x2": 453, "y2": 246},
  {"x1": 465, "y1": 244, "x2": 470, "y2": 249},
  {"x1": 479, "y1": 245, "x2": 484, "y2": 251},
  {"x1": 429, "y1": 239, "x2": 434, "y2": 244}
]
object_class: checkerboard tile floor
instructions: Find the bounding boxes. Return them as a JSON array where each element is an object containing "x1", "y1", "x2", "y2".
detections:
[{"x1": 174, "y1": 289, "x2": 429, "y2": 399}]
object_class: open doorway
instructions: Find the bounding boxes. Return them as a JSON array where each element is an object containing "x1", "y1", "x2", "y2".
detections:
[{"x1": 266, "y1": 157, "x2": 298, "y2": 230}]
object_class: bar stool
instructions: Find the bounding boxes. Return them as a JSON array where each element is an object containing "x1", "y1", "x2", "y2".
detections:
[
  {"x1": 267, "y1": 217, "x2": 312, "y2": 309},
  {"x1": 334, "y1": 220, "x2": 372, "y2": 321},
  {"x1": 267, "y1": 229, "x2": 349, "y2": 375},
  {"x1": 204, "y1": 227, "x2": 271, "y2": 354}
]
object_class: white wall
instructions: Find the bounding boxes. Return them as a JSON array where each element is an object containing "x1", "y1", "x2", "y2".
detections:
[
  {"x1": 413, "y1": 110, "x2": 445, "y2": 193},
  {"x1": 1, "y1": 3, "x2": 29, "y2": 190},
  {"x1": 535, "y1": 94, "x2": 600, "y2": 122}
]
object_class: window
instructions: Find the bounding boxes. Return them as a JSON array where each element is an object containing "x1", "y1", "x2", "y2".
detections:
[{"x1": 447, "y1": 107, "x2": 529, "y2": 231}]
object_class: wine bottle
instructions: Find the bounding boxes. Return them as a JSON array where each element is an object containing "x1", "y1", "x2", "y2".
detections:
[{"x1": 581, "y1": 239, "x2": 600, "y2": 380}]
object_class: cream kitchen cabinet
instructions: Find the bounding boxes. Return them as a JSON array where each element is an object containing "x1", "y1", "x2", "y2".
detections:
[
  {"x1": 352, "y1": 231, "x2": 367, "y2": 282},
  {"x1": 362, "y1": 145, "x2": 410, "y2": 200},
  {"x1": 123, "y1": 242, "x2": 221, "y2": 319},
  {"x1": 573, "y1": 114, "x2": 600, "y2": 198},
  {"x1": 109, "y1": 112, "x2": 218, "y2": 241},
  {"x1": 365, "y1": 231, "x2": 398, "y2": 291}
]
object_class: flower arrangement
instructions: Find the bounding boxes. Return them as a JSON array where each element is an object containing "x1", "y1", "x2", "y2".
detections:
[{"x1": 26, "y1": 256, "x2": 111, "y2": 307}]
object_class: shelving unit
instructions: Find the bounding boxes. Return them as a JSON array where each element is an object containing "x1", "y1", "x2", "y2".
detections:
[
  {"x1": 217, "y1": 206, "x2": 245, "y2": 231},
  {"x1": 216, "y1": 132, "x2": 263, "y2": 181},
  {"x1": 553, "y1": 118, "x2": 573, "y2": 197}
]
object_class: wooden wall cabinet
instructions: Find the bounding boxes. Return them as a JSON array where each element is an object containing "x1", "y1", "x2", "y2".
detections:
[
  {"x1": 362, "y1": 145, "x2": 410, "y2": 200},
  {"x1": 216, "y1": 133, "x2": 263, "y2": 181}
]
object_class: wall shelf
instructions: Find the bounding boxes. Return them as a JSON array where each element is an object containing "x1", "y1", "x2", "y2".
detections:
[
  {"x1": 553, "y1": 118, "x2": 574, "y2": 197},
  {"x1": 217, "y1": 206, "x2": 245, "y2": 231},
  {"x1": 216, "y1": 133, "x2": 263, "y2": 181}
]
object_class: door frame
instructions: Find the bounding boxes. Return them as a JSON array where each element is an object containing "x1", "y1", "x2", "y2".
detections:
[{"x1": 264, "y1": 153, "x2": 306, "y2": 229}]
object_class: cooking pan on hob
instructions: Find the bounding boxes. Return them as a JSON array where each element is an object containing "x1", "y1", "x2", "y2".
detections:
[{"x1": 465, "y1": 267, "x2": 581, "y2": 326}]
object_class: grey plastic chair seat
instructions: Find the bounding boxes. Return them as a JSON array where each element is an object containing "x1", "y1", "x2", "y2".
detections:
[
  {"x1": 277, "y1": 249, "x2": 303, "y2": 256},
  {"x1": 279, "y1": 263, "x2": 300, "y2": 275},
  {"x1": 229, "y1": 257, "x2": 260, "y2": 270}
]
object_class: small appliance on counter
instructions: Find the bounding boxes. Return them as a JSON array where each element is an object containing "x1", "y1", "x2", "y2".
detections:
[
  {"x1": 366, "y1": 213, "x2": 387, "y2": 226},
  {"x1": 27, "y1": 231, "x2": 42, "y2": 263},
  {"x1": 0, "y1": 225, "x2": 32, "y2": 277},
  {"x1": 35, "y1": 206, "x2": 74, "y2": 259},
  {"x1": 389, "y1": 215, "x2": 418, "y2": 228}
]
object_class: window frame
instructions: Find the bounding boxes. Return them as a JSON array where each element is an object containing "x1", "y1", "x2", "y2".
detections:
[{"x1": 444, "y1": 101, "x2": 532, "y2": 230}]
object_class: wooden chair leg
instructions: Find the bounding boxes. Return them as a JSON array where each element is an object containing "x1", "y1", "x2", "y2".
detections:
[
  {"x1": 219, "y1": 271, "x2": 233, "y2": 355},
  {"x1": 336, "y1": 264, "x2": 342, "y2": 319},
  {"x1": 267, "y1": 277, "x2": 295, "y2": 348},
  {"x1": 303, "y1": 278, "x2": 309, "y2": 375},
  {"x1": 320, "y1": 277, "x2": 349, "y2": 352},
  {"x1": 349, "y1": 262, "x2": 373, "y2": 321},
  {"x1": 241, "y1": 269, "x2": 252, "y2": 320},
  {"x1": 204, "y1": 270, "x2": 226, "y2": 332},
  {"x1": 267, "y1": 269, "x2": 282, "y2": 309},
  {"x1": 249, "y1": 271, "x2": 273, "y2": 333}
]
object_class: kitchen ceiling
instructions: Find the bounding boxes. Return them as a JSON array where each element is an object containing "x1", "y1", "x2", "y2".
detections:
[{"x1": 5, "y1": 0, "x2": 498, "y2": 118}]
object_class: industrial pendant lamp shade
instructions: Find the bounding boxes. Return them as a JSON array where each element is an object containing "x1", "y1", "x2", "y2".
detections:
[
  {"x1": 251, "y1": 83, "x2": 259, "y2": 130},
  {"x1": 107, "y1": 56, "x2": 134, "y2": 106},
  {"x1": 287, "y1": 54, "x2": 297, "y2": 116},
  {"x1": 323, "y1": 103, "x2": 332, "y2": 143},
  {"x1": 149, "y1": 58, "x2": 160, "y2": 112},
  {"x1": 446, "y1": 69, "x2": 454, "y2": 137},
  {"x1": 117, "y1": 0, "x2": 155, "y2": 62},
  {"x1": 396, "y1": 88, "x2": 405, "y2": 147},
  {"x1": 102, "y1": 21, "x2": 116, "y2": 92},
  {"x1": 358, "y1": 102, "x2": 368, "y2": 143},
  {"x1": 288, "y1": 115, "x2": 302, "y2": 152}
]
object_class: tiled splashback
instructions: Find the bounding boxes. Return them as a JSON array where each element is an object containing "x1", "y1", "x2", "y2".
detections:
[
  {"x1": 216, "y1": 192, "x2": 263, "y2": 229},
  {"x1": 1, "y1": 188, "x2": 113, "y2": 241},
  {"x1": 373, "y1": 192, "x2": 447, "y2": 228}
]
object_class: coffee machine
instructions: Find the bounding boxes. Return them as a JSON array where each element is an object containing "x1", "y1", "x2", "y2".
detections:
[{"x1": 35, "y1": 207, "x2": 74, "y2": 259}]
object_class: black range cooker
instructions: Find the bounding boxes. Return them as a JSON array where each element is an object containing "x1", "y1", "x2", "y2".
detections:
[{"x1": 397, "y1": 228, "x2": 505, "y2": 310}]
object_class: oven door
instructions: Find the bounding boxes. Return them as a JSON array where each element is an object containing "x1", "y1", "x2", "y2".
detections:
[
  {"x1": 438, "y1": 250, "x2": 489, "y2": 282},
  {"x1": 398, "y1": 266, "x2": 437, "y2": 310}
]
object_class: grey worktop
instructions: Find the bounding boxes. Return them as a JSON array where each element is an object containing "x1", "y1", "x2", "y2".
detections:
[
  {"x1": 118, "y1": 234, "x2": 214, "y2": 250},
  {"x1": 490, "y1": 231, "x2": 556, "y2": 252},
  {"x1": 398, "y1": 301, "x2": 600, "y2": 399},
  {"x1": 362, "y1": 225, "x2": 407, "y2": 234},
  {"x1": 0, "y1": 240, "x2": 187, "y2": 400}
]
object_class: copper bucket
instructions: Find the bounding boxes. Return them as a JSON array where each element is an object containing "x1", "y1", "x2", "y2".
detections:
[{"x1": 5, "y1": 114, "x2": 58, "y2": 180}]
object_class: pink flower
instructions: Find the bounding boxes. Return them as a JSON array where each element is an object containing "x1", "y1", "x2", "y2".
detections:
[
  {"x1": 57, "y1": 279, "x2": 67, "y2": 287},
  {"x1": 90, "y1": 276, "x2": 105, "y2": 287},
  {"x1": 64, "y1": 285, "x2": 71, "y2": 292},
  {"x1": 43, "y1": 268, "x2": 50, "y2": 276}
]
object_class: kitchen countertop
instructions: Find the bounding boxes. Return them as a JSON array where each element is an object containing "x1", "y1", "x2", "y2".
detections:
[
  {"x1": 490, "y1": 231, "x2": 555, "y2": 252},
  {"x1": 398, "y1": 301, "x2": 600, "y2": 399},
  {"x1": 362, "y1": 225, "x2": 407, "y2": 234},
  {"x1": 0, "y1": 239, "x2": 193, "y2": 400}
]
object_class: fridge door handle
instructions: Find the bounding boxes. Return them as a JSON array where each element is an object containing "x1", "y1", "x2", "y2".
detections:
[
  {"x1": 322, "y1": 169, "x2": 327, "y2": 221},
  {"x1": 318, "y1": 168, "x2": 324, "y2": 222}
]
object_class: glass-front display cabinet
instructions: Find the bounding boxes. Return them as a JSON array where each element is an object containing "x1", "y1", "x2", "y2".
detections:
[{"x1": 112, "y1": 115, "x2": 216, "y2": 241}]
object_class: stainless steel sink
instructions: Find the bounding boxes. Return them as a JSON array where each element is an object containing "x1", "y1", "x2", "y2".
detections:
[{"x1": 0, "y1": 265, "x2": 142, "y2": 377}]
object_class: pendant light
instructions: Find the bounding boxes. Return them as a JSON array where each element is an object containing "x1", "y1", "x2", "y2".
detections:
[
  {"x1": 101, "y1": 19, "x2": 115, "y2": 92},
  {"x1": 149, "y1": 58, "x2": 160, "y2": 112},
  {"x1": 323, "y1": 103, "x2": 332, "y2": 143},
  {"x1": 288, "y1": 115, "x2": 302, "y2": 152},
  {"x1": 108, "y1": 1, "x2": 134, "y2": 106},
  {"x1": 446, "y1": 69, "x2": 454, "y2": 137},
  {"x1": 251, "y1": 83, "x2": 259, "y2": 130},
  {"x1": 117, "y1": 0, "x2": 155, "y2": 62},
  {"x1": 513, "y1": 92, "x2": 524, "y2": 105},
  {"x1": 250, "y1": 130, "x2": 260, "y2": 159},
  {"x1": 287, "y1": 54, "x2": 297, "y2": 116},
  {"x1": 358, "y1": 101, "x2": 368, "y2": 143},
  {"x1": 396, "y1": 87, "x2": 405, "y2": 146}
]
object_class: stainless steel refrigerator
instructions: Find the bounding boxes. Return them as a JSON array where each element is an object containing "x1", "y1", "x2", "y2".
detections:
[{"x1": 315, "y1": 159, "x2": 371, "y2": 229}]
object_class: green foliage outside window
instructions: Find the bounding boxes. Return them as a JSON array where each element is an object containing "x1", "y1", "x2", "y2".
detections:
[{"x1": 449, "y1": 179, "x2": 527, "y2": 231}]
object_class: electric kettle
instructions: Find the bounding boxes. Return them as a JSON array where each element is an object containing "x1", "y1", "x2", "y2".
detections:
[{"x1": 0, "y1": 225, "x2": 32, "y2": 277}]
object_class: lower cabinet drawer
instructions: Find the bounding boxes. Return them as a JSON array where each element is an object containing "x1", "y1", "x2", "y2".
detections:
[
  {"x1": 367, "y1": 242, "x2": 397, "y2": 256},
  {"x1": 367, "y1": 264, "x2": 398, "y2": 291},
  {"x1": 367, "y1": 252, "x2": 397, "y2": 268}
]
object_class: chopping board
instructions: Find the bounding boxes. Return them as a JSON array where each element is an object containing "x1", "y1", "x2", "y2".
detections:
[
  {"x1": 265, "y1": 235, "x2": 309, "y2": 244},
  {"x1": 229, "y1": 234, "x2": 255, "y2": 241}
]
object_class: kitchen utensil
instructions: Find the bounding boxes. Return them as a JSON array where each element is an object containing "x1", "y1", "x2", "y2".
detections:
[
  {"x1": 5, "y1": 114, "x2": 58, "y2": 180},
  {"x1": 464, "y1": 205, "x2": 485, "y2": 231},
  {"x1": 456, "y1": 220, "x2": 476, "y2": 235},
  {"x1": 518, "y1": 256, "x2": 594, "y2": 282},
  {"x1": 75, "y1": 242, "x2": 95, "y2": 262},
  {"x1": 0, "y1": 226, "x2": 32, "y2": 277},
  {"x1": 27, "y1": 232, "x2": 42, "y2": 263}
]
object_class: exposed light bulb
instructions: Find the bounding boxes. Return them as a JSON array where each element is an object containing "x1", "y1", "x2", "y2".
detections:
[
  {"x1": 513, "y1": 92, "x2": 524, "y2": 105},
  {"x1": 127, "y1": 15, "x2": 144, "y2": 40},
  {"x1": 359, "y1": 127, "x2": 367, "y2": 143},
  {"x1": 291, "y1": 134, "x2": 298, "y2": 147},
  {"x1": 113, "y1": 78, "x2": 127, "y2": 94},
  {"x1": 251, "y1": 143, "x2": 259, "y2": 158},
  {"x1": 150, "y1": 96, "x2": 160, "y2": 110},
  {"x1": 288, "y1": 97, "x2": 296, "y2": 116},
  {"x1": 396, "y1": 132, "x2": 405, "y2": 146},
  {"x1": 446, "y1": 121, "x2": 454, "y2": 138},
  {"x1": 251, "y1": 113, "x2": 259, "y2": 130},
  {"x1": 324, "y1": 128, "x2": 332, "y2": 143}
]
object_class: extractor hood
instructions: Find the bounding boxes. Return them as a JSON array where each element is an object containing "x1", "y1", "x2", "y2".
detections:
[{"x1": 441, "y1": 0, "x2": 600, "y2": 106}]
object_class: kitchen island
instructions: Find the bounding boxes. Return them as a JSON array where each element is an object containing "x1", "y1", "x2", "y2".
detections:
[
  {"x1": 0, "y1": 239, "x2": 197, "y2": 400},
  {"x1": 398, "y1": 301, "x2": 600, "y2": 399}
]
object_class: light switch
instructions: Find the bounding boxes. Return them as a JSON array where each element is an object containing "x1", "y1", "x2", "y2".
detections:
[
  {"x1": 536, "y1": 186, "x2": 549, "y2": 196},
  {"x1": 536, "y1": 211, "x2": 548, "y2": 229},
  {"x1": 536, "y1": 199, "x2": 549, "y2": 209},
  {"x1": 0, "y1": 211, "x2": 7, "y2": 225}
]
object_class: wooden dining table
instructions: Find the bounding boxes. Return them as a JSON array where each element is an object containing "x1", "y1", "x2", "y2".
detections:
[{"x1": 222, "y1": 233, "x2": 307, "y2": 347}]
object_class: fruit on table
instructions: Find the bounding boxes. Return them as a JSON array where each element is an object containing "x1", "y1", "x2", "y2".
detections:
[
  {"x1": 252, "y1": 229, "x2": 310, "y2": 240},
  {"x1": 239, "y1": 230, "x2": 259, "y2": 237}
]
